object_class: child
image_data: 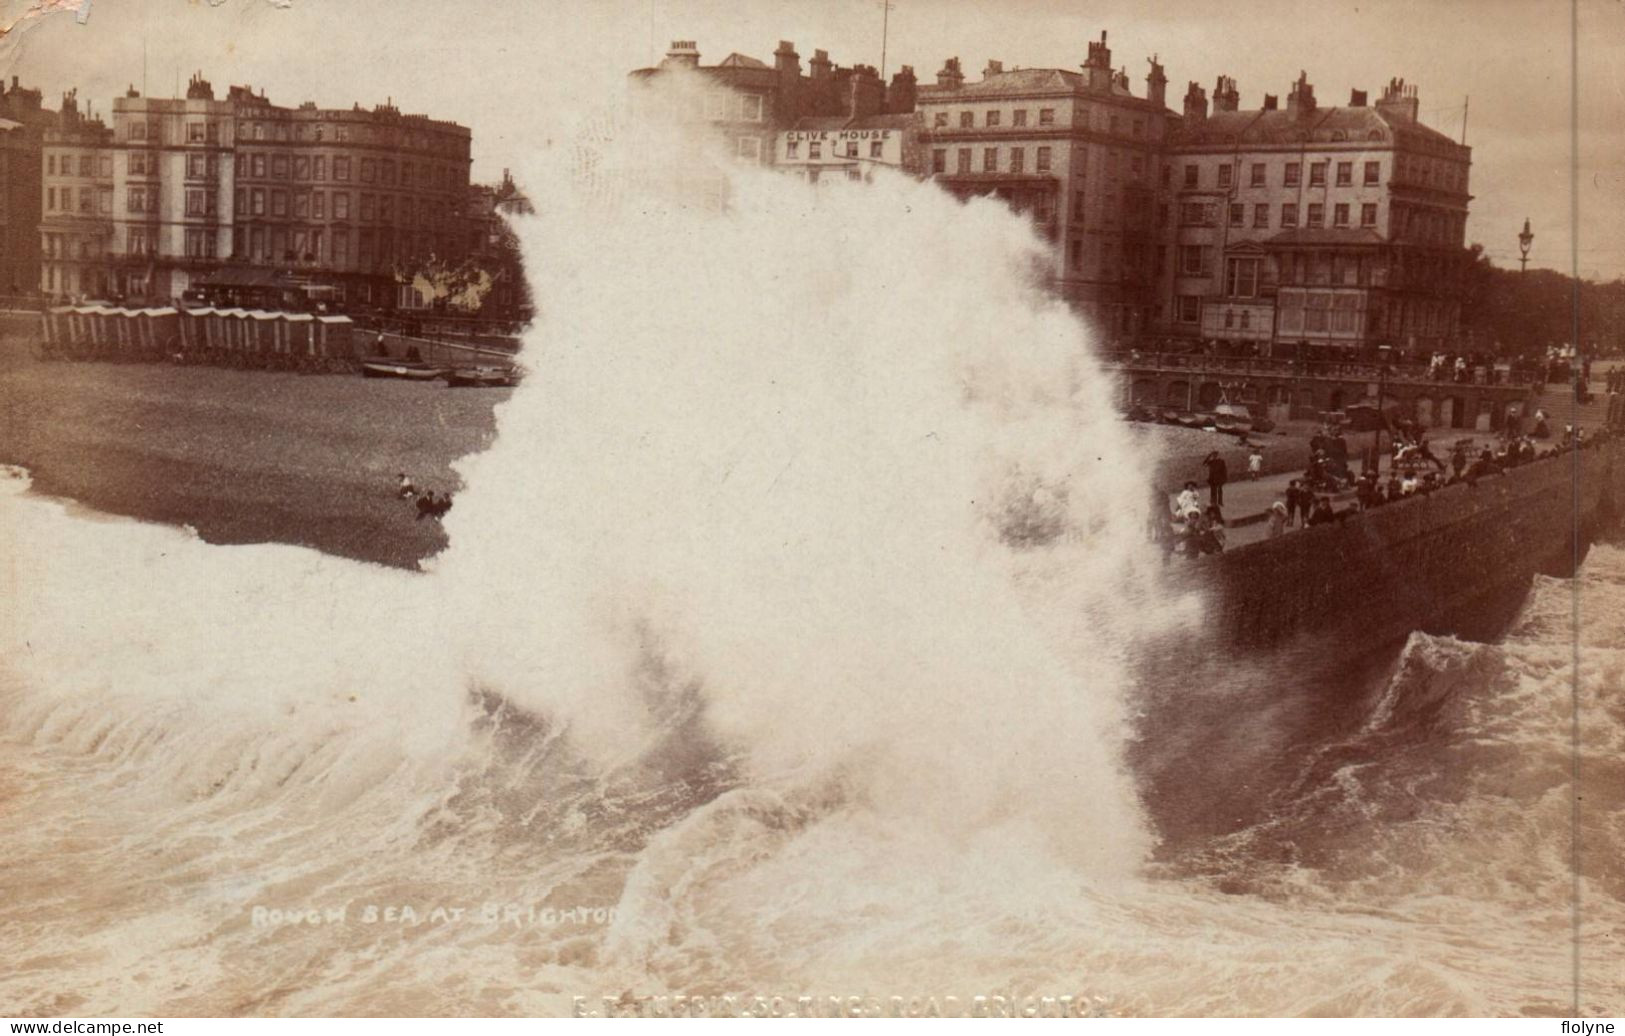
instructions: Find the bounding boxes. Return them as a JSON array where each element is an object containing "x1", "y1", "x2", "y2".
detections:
[{"x1": 1248, "y1": 447, "x2": 1263, "y2": 481}]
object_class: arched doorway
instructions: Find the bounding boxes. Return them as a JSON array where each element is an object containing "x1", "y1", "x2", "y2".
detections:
[
  {"x1": 1197, "y1": 381, "x2": 1223, "y2": 409},
  {"x1": 1132, "y1": 378, "x2": 1158, "y2": 404},
  {"x1": 1167, "y1": 381, "x2": 1191, "y2": 407}
]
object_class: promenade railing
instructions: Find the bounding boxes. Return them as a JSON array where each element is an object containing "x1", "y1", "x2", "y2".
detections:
[{"x1": 1099, "y1": 352, "x2": 1541, "y2": 388}]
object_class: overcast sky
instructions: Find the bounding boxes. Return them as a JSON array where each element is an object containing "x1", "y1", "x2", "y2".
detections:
[{"x1": 2, "y1": 0, "x2": 1620, "y2": 279}]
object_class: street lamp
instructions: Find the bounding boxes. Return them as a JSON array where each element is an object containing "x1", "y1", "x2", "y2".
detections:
[
  {"x1": 1518, "y1": 217, "x2": 1534, "y2": 274},
  {"x1": 1375, "y1": 343, "x2": 1392, "y2": 473}
]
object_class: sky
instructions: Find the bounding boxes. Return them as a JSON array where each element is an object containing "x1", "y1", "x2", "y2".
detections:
[{"x1": 2, "y1": 0, "x2": 1621, "y2": 279}]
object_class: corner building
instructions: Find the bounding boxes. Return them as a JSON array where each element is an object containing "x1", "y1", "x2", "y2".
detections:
[
  {"x1": 108, "y1": 75, "x2": 472, "y2": 308},
  {"x1": 1156, "y1": 74, "x2": 1471, "y2": 356}
]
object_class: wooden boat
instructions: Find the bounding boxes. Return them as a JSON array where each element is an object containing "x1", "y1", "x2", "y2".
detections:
[
  {"x1": 360, "y1": 359, "x2": 445, "y2": 381},
  {"x1": 442, "y1": 365, "x2": 521, "y2": 388}
]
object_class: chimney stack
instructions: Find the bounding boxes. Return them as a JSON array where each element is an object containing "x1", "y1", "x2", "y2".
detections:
[
  {"x1": 809, "y1": 48, "x2": 833, "y2": 80},
  {"x1": 935, "y1": 56, "x2": 964, "y2": 90},
  {"x1": 1262, "y1": 93, "x2": 1279, "y2": 111},
  {"x1": 1145, "y1": 55, "x2": 1167, "y2": 109},
  {"x1": 1213, "y1": 75, "x2": 1239, "y2": 113},
  {"x1": 1182, "y1": 80, "x2": 1208, "y2": 122},
  {"x1": 1286, "y1": 71, "x2": 1316, "y2": 116},
  {"x1": 886, "y1": 65, "x2": 918, "y2": 113},
  {"x1": 774, "y1": 40, "x2": 801, "y2": 77},
  {"x1": 1376, "y1": 77, "x2": 1419, "y2": 122},
  {"x1": 1349, "y1": 88, "x2": 1368, "y2": 107},
  {"x1": 186, "y1": 71, "x2": 215, "y2": 101},
  {"x1": 845, "y1": 64, "x2": 884, "y2": 117},
  {"x1": 1083, "y1": 30, "x2": 1113, "y2": 92},
  {"x1": 661, "y1": 40, "x2": 700, "y2": 70},
  {"x1": 983, "y1": 59, "x2": 1003, "y2": 80}
]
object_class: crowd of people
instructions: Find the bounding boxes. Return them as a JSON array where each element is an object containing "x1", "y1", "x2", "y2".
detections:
[
  {"x1": 395, "y1": 472, "x2": 454, "y2": 521},
  {"x1": 1151, "y1": 399, "x2": 1619, "y2": 561}
]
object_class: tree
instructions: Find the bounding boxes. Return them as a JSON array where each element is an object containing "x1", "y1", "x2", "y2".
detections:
[
  {"x1": 1458, "y1": 244, "x2": 1625, "y2": 357},
  {"x1": 392, "y1": 254, "x2": 497, "y2": 313}
]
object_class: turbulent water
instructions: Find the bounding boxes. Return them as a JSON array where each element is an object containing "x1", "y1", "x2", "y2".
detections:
[{"x1": 2, "y1": 76, "x2": 1621, "y2": 1017}]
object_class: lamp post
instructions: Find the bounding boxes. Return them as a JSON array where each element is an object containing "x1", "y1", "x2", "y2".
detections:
[
  {"x1": 1375, "y1": 343, "x2": 1392, "y2": 474},
  {"x1": 1518, "y1": 217, "x2": 1534, "y2": 274}
]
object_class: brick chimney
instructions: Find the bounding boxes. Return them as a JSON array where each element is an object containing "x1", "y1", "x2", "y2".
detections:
[
  {"x1": 846, "y1": 64, "x2": 884, "y2": 117},
  {"x1": 935, "y1": 56, "x2": 964, "y2": 90},
  {"x1": 1083, "y1": 30, "x2": 1113, "y2": 92},
  {"x1": 1145, "y1": 55, "x2": 1167, "y2": 109},
  {"x1": 1286, "y1": 71, "x2": 1316, "y2": 116},
  {"x1": 774, "y1": 40, "x2": 802, "y2": 120},
  {"x1": 983, "y1": 59, "x2": 1003, "y2": 80},
  {"x1": 774, "y1": 40, "x2": 800, "y2": 75},
  {"x1": 1376, "y1": 77, "x2": 1419, "y2": 122},
  {"x1": 186, "y1": 72, "x2": 214, "y2": 101},
  {"x1": 886, "y1": 65, "x2": 917, "y2": 113},
  {"x1": 1262, "y1": 93, "x2": 1279, "y2": 111},
  {"x1": 661, "y1": 40, "x2": 700, "y2": 70},
  {"x1": 809, "y1": 48, "x2": 833, "y2": 81},
  {"x1": 1349, "y1": 88, "x2": 1368, "y2": 107},
  {"x1": 1182, "y1": 81, "x2": 1208, "y2": 122},
  {"x1": 1213, "y1": 75, "x2": 1239, "y2": 113}
]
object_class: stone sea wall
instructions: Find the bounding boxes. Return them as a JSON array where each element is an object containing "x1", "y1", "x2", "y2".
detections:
[{"x1": 1189, "y1": 441, "x2": 1624, "y2": 650}]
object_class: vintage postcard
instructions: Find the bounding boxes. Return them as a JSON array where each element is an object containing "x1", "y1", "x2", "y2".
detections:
[{"x1": 1, "y1": 0, "x2": 1621, "y2": 1023}]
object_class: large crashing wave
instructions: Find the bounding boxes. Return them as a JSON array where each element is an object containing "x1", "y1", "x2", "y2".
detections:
[
  {"x1": 0, "y1": 75, "x2": 1186, "y2": 1012},
  {"x1": 431, "y1": 75, "x2": 1176, "y2": 871}
]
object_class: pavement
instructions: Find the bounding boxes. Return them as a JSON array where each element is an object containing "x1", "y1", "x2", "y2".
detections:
[{"x1": 1189, "y1": 371, "x2": 1624, "y2": 549}]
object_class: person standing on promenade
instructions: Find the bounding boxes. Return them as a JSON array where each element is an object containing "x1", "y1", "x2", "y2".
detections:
[
  {"x1": 1285, "y1": 479, "x2": 1307, "y2": 527},
  {"x1": 1248, "y1": 447, "x2": 1263, "y2": 481},
  {"x1": 1203, "y1": 451, "x2": 1228, "y2": 508}
]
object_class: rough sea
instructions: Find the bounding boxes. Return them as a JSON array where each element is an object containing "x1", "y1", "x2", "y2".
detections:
[{"x1": 2, "y1": 81, "x2": 1620, "y2": 1016}]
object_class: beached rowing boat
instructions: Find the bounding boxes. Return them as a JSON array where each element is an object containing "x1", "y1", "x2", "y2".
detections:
[
  {"x1": 360, "y1": 360, "x2": 446, "y2": 381},
  {"x1": 442, "y1": 366, "x2": 521, "y2": 388}
]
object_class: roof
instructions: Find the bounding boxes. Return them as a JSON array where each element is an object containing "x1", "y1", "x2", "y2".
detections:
[
  {"x1": 715, "y1": 53, "x2": 768, "y2": 69},
  {"x1": 917, "y1": 67, "x2": 1163, "y2": 109},
  {"x1": 1265, "y1": 227, "x2": 1387, "y2": 248},
  {"x1": 925, "y1": 68, "x2": 1082, "y2": 99},
  {"x1": 1170, "y1": 104, "x2": 1464, "y2": 152},
  {"x1": 0, "y1": 117, "x2": 22, "y2": 132}
]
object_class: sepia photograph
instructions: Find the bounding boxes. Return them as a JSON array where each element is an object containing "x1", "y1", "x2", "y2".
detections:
[{"x1": 0, "y1": 0, "x2": 1622, "y2": 1023}]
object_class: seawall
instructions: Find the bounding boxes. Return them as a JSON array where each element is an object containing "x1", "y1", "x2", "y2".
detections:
[{"x1": 1182, "y1": 439, "x2": 1625, "y2": 651}]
